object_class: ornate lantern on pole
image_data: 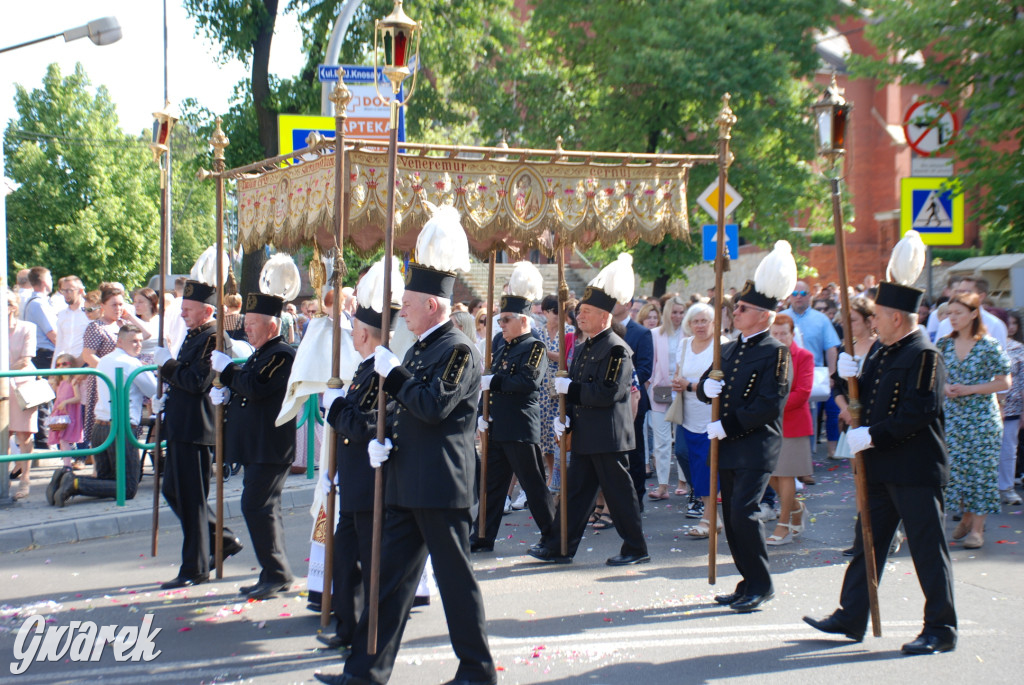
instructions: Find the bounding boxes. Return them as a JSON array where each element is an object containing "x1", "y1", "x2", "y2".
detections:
[
  {"x1": 373, "y1": 0, "x2": 422, "y2": 126},
  {"x1": 813, "y1": 75, "x2": 881, "y2": 638}
]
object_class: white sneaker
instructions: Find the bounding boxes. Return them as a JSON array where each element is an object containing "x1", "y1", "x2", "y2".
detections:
[
  {"x1": 503, "y1": 496, "x2": 513, "y2": 514},
  {"x1": 1000, "y1": 489, "x2": 1023, "y2": 505},
  {"x1": 511, "y1": 491, "x2": 528, "y2": 510},
  {"x1": 754, "y1": 503, "x2": 778, "y2": 521}
]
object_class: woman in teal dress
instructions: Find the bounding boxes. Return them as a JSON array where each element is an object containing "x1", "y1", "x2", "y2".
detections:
[{"x1": 936, "y1": 293, "x2": 1011, "y2": 550}]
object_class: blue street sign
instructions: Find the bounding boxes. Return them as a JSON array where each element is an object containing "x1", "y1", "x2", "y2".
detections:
[
  {"x1": 318, "y1": 65, "x2": 385, "y2": 83},
  {"x1": 702, "y1": 224, "x2": 739, "y2": 261}
]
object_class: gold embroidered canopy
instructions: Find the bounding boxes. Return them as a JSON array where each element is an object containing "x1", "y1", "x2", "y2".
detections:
[{"x1": 227, "y1": 136, "x2": 720, "y2": 257}]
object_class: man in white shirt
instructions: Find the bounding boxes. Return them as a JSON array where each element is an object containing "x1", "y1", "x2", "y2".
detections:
[
  {"x1": 51, "y1": 325, "x2": 158, "y2": 506},
  {"x1": 53, "y1": 276, "x2": 91, "y2": 366},
  {"x1": 933, "y1": 276, "x2": 1007, "y2": 350}
]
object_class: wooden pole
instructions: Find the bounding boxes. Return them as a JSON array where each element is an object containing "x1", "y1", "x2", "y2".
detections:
[
  {"x1": 211, "y1": 118, "x2": 229, "y2": 580},
  {"x1": 707, "y1": 94, "x2": 736, "y2": 585},
  {"x1": 831, "y1": 175, "x2": 882, "y2": 637},
  {"x1": 151, "y1": 149, "x2": 169, "y2": 557},
  {"x1": 556, "y1": 246, "x2": 569, "y2": 556},
  {"x1": 478, "y1": 252, "x2": 496, "y2": 538},
  {"x1": 321, "y1": 79, "x2": 352, "y2": 629},
  {"x1": 368, "y1": 94, "x2": 401, "y2": 656}
]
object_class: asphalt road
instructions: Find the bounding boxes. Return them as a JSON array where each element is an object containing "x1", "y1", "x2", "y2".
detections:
[{"x1": 1, "y1": 459, "x2": 1022, "y2": 684}]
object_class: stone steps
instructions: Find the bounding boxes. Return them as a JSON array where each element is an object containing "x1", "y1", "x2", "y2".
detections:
[{"x1": 455, "y1": 263, "x2": 591, "y2": 304}]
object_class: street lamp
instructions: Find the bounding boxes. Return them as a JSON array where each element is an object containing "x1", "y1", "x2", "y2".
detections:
[
  {"x1": 373, "y1": 0, "x2": 422, "y2": 125},
  {"x1": 1, "y1": 17, "x2": 122, "y2": 500},
  {"x1": 812, "y1": 74, "x2": 852, "y2": 169}
]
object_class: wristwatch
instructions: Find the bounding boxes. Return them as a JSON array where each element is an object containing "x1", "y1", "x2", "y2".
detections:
[{"x1": 686, "y1": 382, "x2": 693, "y2": 392}]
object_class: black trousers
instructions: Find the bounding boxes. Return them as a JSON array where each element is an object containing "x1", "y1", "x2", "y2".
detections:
[
  {"x1": 74, "y1": 422, "x2": 142, "y2": 500},
  {"x1": 626, "y1": 407, "x2": 649, "y2": 506},
  {"x1": 343, "y1": 507, "x2": 496, "y2": 685},
  {"x1": 32, "y1": 349, "x2": 54, "y2": 447},
  {"x1": 241, "y1": 462, "x2": 293, "y2": 585},
  {"x1": 162, "y1": 441, "x2": 236, "y2": 578},
  {"x1": 719, "y1": 467, "x2": 773, "y2": 596},
  {"x1": 836, "y1": 480, "x2": 957, "y2": 639},
  {"x1": 471, "y1": 441, "x2": 556, "y2": 546},
  {"x1": 554, "y1": 451, "x2": 647, "y2": 558},
  {"x1": 332, "y1": 509, "x2": 373, "y2": 642}
]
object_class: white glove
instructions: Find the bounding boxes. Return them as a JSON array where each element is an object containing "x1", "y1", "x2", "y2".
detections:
[
  {"x1": 480, "y1": 374, "x2": 493, "y2": 392},
  {"x1": 209, "y1": 386, "x2": 231, "y2": 405},
  {"x1": 477, "y1": 416, "x2": 490, "y2": 434},
  {"x1": 210, "y1": 350, "x2": 233, "y2": 373},
  {"x1": 554, "y1": 377, "x2": 572, "y2": 395},
  {"x1": 368, "y1": 438, "x2": 392, "y2": 469},
  {"x1": 154, "y1": 347, "x2": 172, "y2": 367},
  {"x1": 374, "y1": 346, "x2": 401, "y2": 377},
  {"x1": 150, "y1": 394, "x2": 165, "y2": 413},
  {"x1": 706, "y1": 420, "x2": 727, "y2": 441},
  {"x1": 319, "y1": 473, "x2": 333, "y2": 497},
  {"x1": 837, "y1": 352, "x2": 861, "y2": 379},
  {"x1": 846, "y1": 426, "x2": 873, "y2": 454},
  {"x1": 323, "y1": 387, "x2": 346, "y2": 412},
  {"x1": 552, "y1": 415, "x2": 570, "y2": 439},
  {"x1": 702, "y1": 377, "x2": 724, "y2": 398}
]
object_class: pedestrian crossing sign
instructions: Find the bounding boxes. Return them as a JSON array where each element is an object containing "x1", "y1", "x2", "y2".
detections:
[{"x1": 900, "y1": 177, "x2": 964, "y2": 246}]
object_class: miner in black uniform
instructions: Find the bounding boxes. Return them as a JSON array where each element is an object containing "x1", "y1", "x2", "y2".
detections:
[
  {"x1": 316, "y1": 227, "x2": 496, "y2": 682},
  {"x1": 528, "y1": 254, "x2": 649, "y2": 567},
  {"x1": 154, "y1": 280, "x2": 242, "y2": 589},
  {"x1": 471, "y1": 292, "x2": 556, "y2": 553},
  {"x1": 318, "y1": 262, "x2": 401, "y2": 651},
  {"x1": 210, "y1": 293, "x2": 296, "y2": 600},
  {"x1": 697, "y1": 267, "x2": 793, "y2": 613},
  {"x1": 804, "y1": 279, "x2": 957, "y2": 655}
]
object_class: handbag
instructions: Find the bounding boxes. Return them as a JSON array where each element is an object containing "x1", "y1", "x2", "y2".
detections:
[
  {"x1": 13, "y1": 378, "x2": 56, "y2": 410},
  {"x1": 834, "y1": 430, "x2": 854, "y2": 459},
  {"x1": 665, "y1": 392, "x2": 685, "y2": 425},
  {"x1": 810, "y1": 366, "x2": 831, "y2": 403},
  {"x1": 652, "y1": 385, "x2": 673, "y2": 404},
  {"x1": 45, "y1": 414, "x2": 71, "y2": 430}
]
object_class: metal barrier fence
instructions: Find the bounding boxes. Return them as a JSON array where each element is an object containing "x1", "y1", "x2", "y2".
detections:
[{"x1": 2, "y1": 364, "x2": 320, "y2": 505}]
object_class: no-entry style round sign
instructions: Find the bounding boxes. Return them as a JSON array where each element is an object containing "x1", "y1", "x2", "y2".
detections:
[{"x1": 902, "y1": 101, "x2": 960, "y2": 157}]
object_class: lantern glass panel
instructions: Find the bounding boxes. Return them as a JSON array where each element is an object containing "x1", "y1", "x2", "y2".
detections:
[
  {"x1": 833, "y1": 106, "x2": 848, "y2": 150},
  {"x1": 816, "y1": 109, "x2": 833, "y2": 151},
  {"x1": 394, "y1": 30, "x2": 407, "y2": 67}
]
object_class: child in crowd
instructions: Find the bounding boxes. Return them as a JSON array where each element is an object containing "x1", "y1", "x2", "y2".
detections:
[{"x1": 47, "y1": 353, "x2": 85, "y2": 469}]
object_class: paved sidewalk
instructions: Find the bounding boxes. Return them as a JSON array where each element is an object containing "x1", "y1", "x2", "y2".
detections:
[{"x1": 1, "y1": 452, "x2": 317, "y2": 553}]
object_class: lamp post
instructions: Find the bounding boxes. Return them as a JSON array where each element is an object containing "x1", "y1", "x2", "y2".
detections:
[
  {"x1": 367, "y1": 0, "x2": 421, "y2": 655},
  {"x1": 813, "y1": 75, "x2": 882, "y2": 637},
  {"x1": 148, "y1": 102, "x2": 177, "y2": 554},
  {"x1": 0, "y1": 17, "x2": 122, "y2": 501}
]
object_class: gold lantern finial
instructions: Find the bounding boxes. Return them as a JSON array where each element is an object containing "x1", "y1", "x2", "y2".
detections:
[{"x1": 210, "y1": 117, "x2": 230, "y2": 172}]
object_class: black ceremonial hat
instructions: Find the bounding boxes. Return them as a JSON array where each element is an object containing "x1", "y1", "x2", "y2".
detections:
[
  {"x1": 182, "y1": 279, "x2": 216, "y2": 305},
  {"x1": 354, "y1": 304, "x2": 401, "y2": 331},
  {"x1": 500, "y1": 295, "x2": 531, "y2": 315},
  {"x1": 405, "y1": 263, "x2": 456, "y2": 300},
  {"x1": 580, "y1": 285, "x2": 617, "y2": 313},
  {"x1": 245, "y1": 292, "x2": 284, "y2": 317},
  {"x1": 734, "y1": 279, "x2": 776, "y2": 311},
  {"x1": 875, "y1": 282, "x2": 924, "y2": 314}
]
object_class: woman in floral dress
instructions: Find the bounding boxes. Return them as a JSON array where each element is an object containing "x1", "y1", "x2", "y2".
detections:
[
  {"x1": 537, "y1": 295, "x2": 575, "y2": 490},
  {"x1": 936, "y1": 292, "x2": 1011, "y2": 549},
  {"x1": 81, "y1": 286, "x2": 126, "y2": 444}
]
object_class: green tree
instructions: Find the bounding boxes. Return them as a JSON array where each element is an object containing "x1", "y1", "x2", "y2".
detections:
[
  {"x1": 853, "y1": 0, "x2": 1024, "y2": 252},
  {"x1": 4, "y1": 63, "x2": 160, "y2": 290}
]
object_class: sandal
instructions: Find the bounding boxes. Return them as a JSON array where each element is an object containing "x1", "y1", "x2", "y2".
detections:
[
  {"x1": 789, "y1": 501, "x2": 808, "y2": 536},
  {"x1": 686, "y1": 518, "x2": 721, "y2": 539},
  {"x1": 592, "y1": 512, "x2": 615, "y2": 530},
  {"x1": 13, "y1": 482, "x2": 30, "y2": 501},
  {"x1": 648, "y1": 489, "x2": 670, "y2": 501},
  {"x1": 674, "y1": 487, "x2": 688, "y2": 496},
  {"x1": 588, "y1": 504, "x2": 605, "y2": 526},
  {"x1": 950, "y1": 518, "x2": 969, "y2": 541},
  {"x1": 767, "y1": 522, "x2": 795, "y2": 546}
]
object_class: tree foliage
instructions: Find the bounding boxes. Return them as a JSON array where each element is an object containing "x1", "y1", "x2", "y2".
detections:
[
  {"x1": 4, "y1": 64, "x2": 160, "y2": 290},
  {"x1": 853, "y1": 0, "x2": 1024, "y2": 253}
]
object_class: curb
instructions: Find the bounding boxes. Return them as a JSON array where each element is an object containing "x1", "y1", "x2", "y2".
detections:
[{"x1": 0, "y1": 484, "x2": 316, "y2": 554}]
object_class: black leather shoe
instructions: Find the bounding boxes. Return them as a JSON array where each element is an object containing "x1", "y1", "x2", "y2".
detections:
[
  {"x1": 442, "y1": 679, "x2": 499, "y2": 685},
  {"x1": 841, "y1": 547, "x2": 856, "y2": 557},
  {"x1": 211, "y1": 537, "x2": 245, "y2": 568},
  {"x1": 714, "y1": 591, "x2": 743, "y2": 605},
  {"x1": 901, "y1": 633, "x2": 956, "y2": 655},
  {"x1": 244, "y1": 580, "x2": 292, "y2": 600},
  {"x1": 316, "y1": 634, "x2": 351, "y2": 650},
  {"x1": 239, "y1": 583, "x2": 259, "y2": 595},
  {"x1": 314, "y1": 673, "x2": 370, "y2": 685},
  {"x1": 527, "y1": 546, "x2": 572, "y2": 564},
  {"x1": 412, "y1": 595, "x2": 431, "y2": 607},
  {"x1": 606, "y1": 553, "x2": 651, "y2": 566},
  {"x1": 160, "y1": 574, "x2": 208, "y2": 589},
  {"x1": 55, "y1": 473, "x2": 76, "y2": 508},
  {"x1": 470, "y1": 541, "x2": 494, "y2": 553},
  {"x1": 46, "y1": 467, "x2": 70, "y2": 506},
  {"x1": 803, "y1": 615, "x2": 864, "y2": 642},
  {"x1": 729, "y1": 592, "x2": 774, "y2": 613}
]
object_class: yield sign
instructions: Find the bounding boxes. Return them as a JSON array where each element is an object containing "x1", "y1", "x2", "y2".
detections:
[{"x1": 696, "y1": 180, "x2": 742, "y2": 222}]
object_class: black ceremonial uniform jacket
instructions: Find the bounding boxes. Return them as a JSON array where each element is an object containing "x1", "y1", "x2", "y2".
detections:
[
  {"x1": 859, "y1": 329, "x2": 949, "y2": 487},
  {"x1": 328, "y1": 356, "x2": 387, "y2": 513},
  {"x1": 220, "y1": 335, "x2": 296, "y2": 466},
  {"x1": 564, "y1": 327, "x2": 635, "y2": 455},
  {"x1": 484, "y1": 332, "x2": 546, "y2": 444},
  {"x1": 160, "y1": 320, "x2": 217, "y2": 445},
  {"x1": 382, "y1": 320, "x2": 480, "y2": 509},
  {"x1": 697, "y1": 329, "x2": 791, "y2": 471}
]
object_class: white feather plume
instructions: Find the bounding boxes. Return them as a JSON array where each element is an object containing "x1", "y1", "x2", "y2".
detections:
[
  {"x1": 357, "y1": 256, "x2": 405, "y2": 313},
  {"x1": 190, "y1": 245, "x2": 229, "y2": 286},
  {"x1": 754, "y1": 241, "x2": 798, "y2": 301},
  {"x1": 887, "y1": 230, "x2": 927, "y2": 286},
  {"x1": 507, "y1": 261, "x2": 544, "y2": 301},
  {"x1": 259, "y1": 253, "x2": 301, "y2": 301},
  {"x1": 589, "y1": 253, "x2": 635, "y2": 305},
  {"x1": 416, "y1": 202, "x2": 472, "y2": 273}
]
